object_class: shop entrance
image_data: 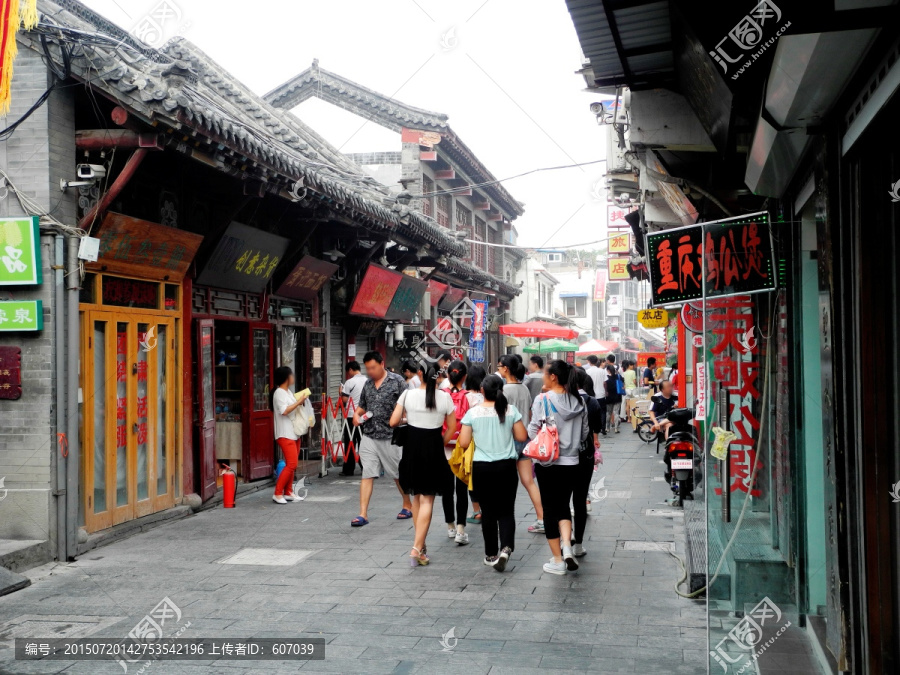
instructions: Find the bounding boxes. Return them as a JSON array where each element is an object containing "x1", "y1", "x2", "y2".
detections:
[
  {"x1": 195, "y1": 319, "x2": 274, "y2": 498},
  {"x1": 82, "y1": 310, "x2": 177, "y2": 533}
]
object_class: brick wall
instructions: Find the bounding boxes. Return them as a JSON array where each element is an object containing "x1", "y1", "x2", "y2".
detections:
[{"x1": 0, "y1": 42, "x2": 76, "y2": 545}]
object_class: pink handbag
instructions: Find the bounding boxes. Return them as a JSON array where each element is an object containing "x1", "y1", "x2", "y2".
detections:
[{"x1": 523, "y1": 395, "x2": 559, "y2": 464}]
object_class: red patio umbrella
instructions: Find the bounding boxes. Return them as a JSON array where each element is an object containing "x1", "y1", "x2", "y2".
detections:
[{"x1": 499, "y1": 321, "x2": 578, "y2": 340}]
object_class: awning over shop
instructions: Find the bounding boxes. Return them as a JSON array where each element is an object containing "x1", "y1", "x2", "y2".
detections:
[
  {"x1": 575, "y1": 339, "x2": 620, "y2": 356},
  {"x1": 499, "y1": 321, "x2": 578, "y2": 340},
  {"x1": 523, "y1": 339, "x2": 578, "y2": 354}
]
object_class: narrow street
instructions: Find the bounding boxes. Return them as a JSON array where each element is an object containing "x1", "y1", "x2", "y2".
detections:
[{"x1": 0, "y1": 432, "x2": 705, "y2": 674}]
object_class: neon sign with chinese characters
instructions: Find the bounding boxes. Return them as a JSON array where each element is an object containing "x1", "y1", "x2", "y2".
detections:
[{"x1": 645, "y1": 211, "x2": 776, "y2": 306}]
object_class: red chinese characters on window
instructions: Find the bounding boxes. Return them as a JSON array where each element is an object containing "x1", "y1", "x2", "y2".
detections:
[
  {"x1": 116, "y1": 424, "x2": 127, "y2": 448},
  {"x1": 136, "y1": 396, "x2": 148, "y2": 419},
  {"x1": 709, "y1": 296, "x2": 763, "y2": 497},
  {"x1": 137, "y1": 422, "x2": 148, "y2": 444}
]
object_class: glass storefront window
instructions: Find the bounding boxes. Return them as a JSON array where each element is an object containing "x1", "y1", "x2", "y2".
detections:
[
  {"x1": 253, "y1": 329, "x2": 269, "y2": 411},
  {"x1": 164, "y1": 284, "x2": 179, "y2": 311},
  {"x1": 136, "y1": 323, "x2": 150, "y2": 501},
  {"x1": 103, "y1": 276, "x2": 159, "y2": 309},
  {"x1": 93, "y1": 321, "x2": 106, "y2": 514},
  {"x1": 200, "y1": 326, "x2": 214, "y2": 423},
  {"x1": 156, "y1": 325, "x2": 168, "y2": 496},
  {"x1": 116, "y1": 323, "x2": 128, "y2": 507}
]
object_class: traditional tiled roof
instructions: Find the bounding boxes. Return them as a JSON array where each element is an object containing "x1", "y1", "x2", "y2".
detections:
[
  {"x1": 25, "y1": 0, "x2": 481, "y2": 264},
  {"x1": 263, "y1": 63, "x2": 525, "y2": 219}
]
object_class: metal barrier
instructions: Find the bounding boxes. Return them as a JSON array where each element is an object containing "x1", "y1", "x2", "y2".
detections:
[{"x1": 318, "y1": 394, "x2": 361, "y2": 477}]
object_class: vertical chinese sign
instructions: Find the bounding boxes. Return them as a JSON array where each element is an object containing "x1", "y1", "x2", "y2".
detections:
[
  {"x1": 468, "y1": 299, "x2": 489, "y2": 363},
  {"x1": 608, "y1": 257, "x2": 630, "y2": 281},
  {"x1": 708, "y1": 296, "x2": 762, "y2": 497}
]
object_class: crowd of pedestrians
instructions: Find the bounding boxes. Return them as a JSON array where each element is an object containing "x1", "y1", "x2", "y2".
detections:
[{"x1": 272, "y1": 349, "x2": 649, "y2": 575}]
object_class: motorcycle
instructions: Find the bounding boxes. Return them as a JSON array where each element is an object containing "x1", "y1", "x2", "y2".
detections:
[{"x1": 662, "y1": 407, "x2": 701, "y2": 507}]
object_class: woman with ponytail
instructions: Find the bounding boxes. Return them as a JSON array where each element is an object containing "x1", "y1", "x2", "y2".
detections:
[
  {"x1": 527, "y1": 360, "x2": 589, "y2": 575},
  {"x1": 442, "y1": 361, "x2": 473, "y2": 545},
  {"x1": 390, "y1": 363, "x2": 457, "y2": 567},
  {"x1": 457, "y1": 374, "x2": 528, "y2": 571}
]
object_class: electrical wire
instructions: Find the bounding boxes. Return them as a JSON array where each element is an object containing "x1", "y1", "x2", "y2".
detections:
[
  {"x1": 0, "y1": 168, "x2": 86, "y2": 238},
  {"x1": 421, "y1": 159, "x2": 608, "y2": 198}
]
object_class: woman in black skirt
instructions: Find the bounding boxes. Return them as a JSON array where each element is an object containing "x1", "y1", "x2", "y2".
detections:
[{"x1": 390, "y1": 363, "x2": 457, "y2": 567}]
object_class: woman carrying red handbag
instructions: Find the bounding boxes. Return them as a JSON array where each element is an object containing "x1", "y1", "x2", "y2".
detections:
[{"x1": 527, "y1": 360, "x2": 589, "y2": 575}]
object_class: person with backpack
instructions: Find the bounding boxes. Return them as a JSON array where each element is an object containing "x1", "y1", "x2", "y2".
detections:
[
  {"x1": 457, "y1": 374, "x2": 529, "y2": 571},
  {"x1": 464, "y1": 365, "x2": 487, "y2": 525},
  {"x1": 390, "y1": 363, "x2": 457, "y2": 567},
  {"x1": 443, "y1": 360, "x2": 475, "y2": 545},
  {"x1": 527, "y1": 360, "x2": 589, "y2": 575},
  {"x1": 604, "y1": 364, "x2": 623, "y2": 433},
  {"x1": 573, "y1": 369, "x2": 603, "y2": 552}
]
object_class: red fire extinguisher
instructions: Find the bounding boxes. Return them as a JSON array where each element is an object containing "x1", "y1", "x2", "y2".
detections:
[{"x1": 220, "y1": 462, "x2": 236, "y2": 508}]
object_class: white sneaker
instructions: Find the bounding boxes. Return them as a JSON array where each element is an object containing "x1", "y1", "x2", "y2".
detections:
[
  {"x1": 272, "y1": 495, "x2": 288, "y2": 504},
  {"x1": 483, "y1": 555, "x2": 499, "y2": 566},
  {"x1": 527, "y1": 520, "x2": 545, "y2": 534},
  {"x1": 572, "y1": 543, "x2": 587, "y2": 557},
  {"x1": 586, "y1": 500, "x2": 592, "y2": 513},
  {"x1": 447, "y1": 527, "x2": 457, "y2": 538},
  {"x1": 455, "y1": 531, "x2": 469, "y2": 546},
  {"x1": 543, "y1": 559, "x2": 567, "y2": 575},
  {"x1": 284, "y1": 494, "x2": 304, "y2": 502},
  {"x1": 494, "y1": 546, "x2": 511, "y2": 572},
  {"x1": 562, "y1": 546, "x2": 579, "y2": 571}
]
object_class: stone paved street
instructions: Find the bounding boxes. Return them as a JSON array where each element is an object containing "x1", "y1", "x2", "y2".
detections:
[{"x1": 0, "y1": 432, "x2": 706, "y2": 674}]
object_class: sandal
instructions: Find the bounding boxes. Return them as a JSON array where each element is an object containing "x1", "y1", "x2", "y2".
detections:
[
  {"x1": 409, "y1": 546, "x2": 429, "y2": 567},
  {"x1": 397, "y1": 508, "x2": 413, "y2": 520},
  {"x1": 350, "y1": 516, "x2": 369, "y2": 527},
  {"x1": 466, "y1": 511, "x2": 482, "y2": 524}
]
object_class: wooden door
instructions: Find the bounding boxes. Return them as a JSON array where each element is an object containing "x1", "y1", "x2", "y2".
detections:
[
  {"x1": 243, "y1": 322, "x2": 274, "y2": 480},
  {"x1": 195, "y1": 319, "x2": 218, "y2": 500},
  {"x1": 83, "y1": 310, "x2": 177, "y2": 532}
]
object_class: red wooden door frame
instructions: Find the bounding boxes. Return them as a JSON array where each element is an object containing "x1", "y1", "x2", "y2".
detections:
[{"x1": 195, "y1": 319, "x2": 218, "y2": 501}]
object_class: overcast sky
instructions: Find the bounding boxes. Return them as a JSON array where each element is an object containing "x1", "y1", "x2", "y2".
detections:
[{"x1": 83, "y1": 0, "x2": 611, "y2": 248}]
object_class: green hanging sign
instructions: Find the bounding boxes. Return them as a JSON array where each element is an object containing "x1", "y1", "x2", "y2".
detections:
[
  {"x1": 0, "y1": 217, "x2": 41, "y2": 286},
  {"x1": 0, "y1": 300, "x2": 43, "y2": 331}
]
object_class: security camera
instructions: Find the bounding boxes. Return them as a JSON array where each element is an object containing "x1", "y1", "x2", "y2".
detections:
[
  {"x1": 589, "y1": 102, "x2": 605, "y2": 115},
  {"x1": 76, "y1": 164, "x2": 106, "y2": 181}
]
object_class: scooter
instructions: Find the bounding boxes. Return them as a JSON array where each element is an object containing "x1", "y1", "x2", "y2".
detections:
[{"x1": 662, "y1": 408, "x2": 700, "y2": 507}]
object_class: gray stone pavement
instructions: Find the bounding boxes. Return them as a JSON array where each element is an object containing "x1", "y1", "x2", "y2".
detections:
[{"x1": 0, "y1": 430, "x2": 707, "y2": 674}]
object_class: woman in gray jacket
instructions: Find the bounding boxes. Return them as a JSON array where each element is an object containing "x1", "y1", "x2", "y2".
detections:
[{"x1": 528, "y1": 359, "x2": 589, "y2": 575}]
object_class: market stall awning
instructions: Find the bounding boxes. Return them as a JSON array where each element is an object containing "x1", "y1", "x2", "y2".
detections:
[
  {"x1": 523, "y1": 339, "x2": 578, "y2": 354},
  {"x1": 575, "y1": 339, "x2": 620, "y2": 356},
  {"x1": 499, "y1": 321, "x2": 578, "y2": 339}
]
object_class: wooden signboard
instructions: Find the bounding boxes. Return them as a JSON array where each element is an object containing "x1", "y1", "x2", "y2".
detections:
[
  {"x1": 275, "y1": 255, "x2": 338, "y2": 301},
  {"x1": 88, "y1": 212, "x2": 202, "y2": 281},
  {"x1": 349, "y1": 265, "x2": 402, "y2": 319},
  {"x1": 196, "y1": 222, "x2": 290, "y2": 294},
  {"x1": 0, "y1": 346, "x2": 22, "y2": 399},
  {"x1": 385, "y1": 274, "x2": 428, "y2": 322}
]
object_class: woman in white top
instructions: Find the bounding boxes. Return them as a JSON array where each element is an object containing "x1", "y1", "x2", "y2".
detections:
[
  {"x1": 390, "y1": 363, "x2": 456, "y2": 567},
  {"x1": 272, "y1": 366, "x2": 309, "y2": 504}
]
